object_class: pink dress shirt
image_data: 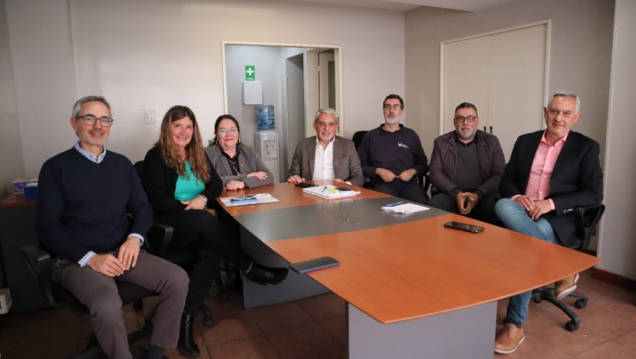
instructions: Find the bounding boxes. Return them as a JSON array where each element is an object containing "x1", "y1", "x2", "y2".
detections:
[{"x1": 513, "y1": 131, "x2": 568, "y2": 210}]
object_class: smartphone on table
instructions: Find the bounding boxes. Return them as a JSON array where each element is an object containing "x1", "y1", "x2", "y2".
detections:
[
  {"x1": 289, "y1": 256, "x2": 340, "y2": 273},
  {"x1": 295, "y1": 183, "x2": 317, "y2": 188},
  {"x1": 444, "y1": 221, "x2": 485, "y2": 233}
]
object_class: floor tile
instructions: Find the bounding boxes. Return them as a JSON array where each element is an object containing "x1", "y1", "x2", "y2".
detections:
[
  {"x1": 248, "y1": 301, "x2": 314, "y2": 333},
  {"x1": 266, "y1": 322, "x2": 340, "y2": 359},
  {"x1": 317, "y1": 315, "x2": 347, "y2": 347},
  {"x1": 200, "y1": 309, "x2": 262, "y2": 346},
  {"x1": 493, "y1": 333, "x2": 569, "y2": 359},
  {"x1": 296, "y1": 292, "x2": 346, "y2": 321},
  {"x1": 575, "y1": 304, "x2": 636, "y2": 338},
  {"x1": 524, "y1": 315, "x2": 607, "y2": 356},
  {"x1": 207, "y1": 335, "x2": 280, "y2": 359},
  {"x1": 572, "y1": 340, "x2": 636, "y2": 359},
  {"x1": 612, "y1": 328, "x2": 636, "y2": 351}
]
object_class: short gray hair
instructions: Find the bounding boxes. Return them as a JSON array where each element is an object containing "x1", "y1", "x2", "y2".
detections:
[
  {"x1": 314, "y1": 108, "x2": 339, "y2": 125},
  {"x1": 549, "y1": 91, "x2": 580, "y2": 113},
  {"x1": 71, "y1": 96, "x2": 111, "y2": 118}
]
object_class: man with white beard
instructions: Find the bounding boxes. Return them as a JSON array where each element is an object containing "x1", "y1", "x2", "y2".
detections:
[{"x1": 427, "y1": 102, "x2": 505, "y2": 223}]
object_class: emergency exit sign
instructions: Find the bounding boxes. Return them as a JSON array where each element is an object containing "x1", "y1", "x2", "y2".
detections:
[{"x1": 245, "y1": 66, "x2": 255, "y2": 81}]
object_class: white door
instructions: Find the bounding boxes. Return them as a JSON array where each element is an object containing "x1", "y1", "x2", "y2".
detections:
[{"x1": 442, "y1": 23, "x2": 548, "y2": 160}]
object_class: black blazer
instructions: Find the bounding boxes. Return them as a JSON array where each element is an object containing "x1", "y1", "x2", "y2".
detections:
[
  {"x1": 499, "y1": 130, "x2": 603, "y2": 247},
  {"x1": 142, "y1": 147, "x2": 223, "y2": 217}
]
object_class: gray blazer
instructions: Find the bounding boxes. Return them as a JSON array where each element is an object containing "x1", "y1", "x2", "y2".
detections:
[
  {"x1": 205, "y1": 143, "x2": 274, "y2": 188},
  {"x1": 288, "y1": 136, "x2": 364, "y2": 187}
]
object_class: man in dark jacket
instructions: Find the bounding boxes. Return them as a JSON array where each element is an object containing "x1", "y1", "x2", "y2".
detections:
[
  {"x1": 428, "y1": 102, "x2": 505, "y2": 223},
  {"x1": 493, "y1": 92, "x2": 604, "y2": 355}
]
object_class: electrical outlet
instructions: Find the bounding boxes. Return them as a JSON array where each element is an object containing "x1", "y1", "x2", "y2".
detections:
[{"x1": 144, "y1": 110, "x2": 155, "y2": 124}]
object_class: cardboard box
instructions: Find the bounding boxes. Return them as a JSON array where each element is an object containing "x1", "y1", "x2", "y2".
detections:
[
  {"x1": 0, "y1": 288, "x2": 11, "y2": 314},
  {"x1": 12, "y1": 178, "x2": 38, "y2": 194}
]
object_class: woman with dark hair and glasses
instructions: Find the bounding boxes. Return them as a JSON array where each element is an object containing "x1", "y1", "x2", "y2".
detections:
[
  {"x1": 141, "y1": 106, "x2": 288, "y2": 357},
  {"x1": 205, "y1": 114, "x2": 274, "y2": 190}
]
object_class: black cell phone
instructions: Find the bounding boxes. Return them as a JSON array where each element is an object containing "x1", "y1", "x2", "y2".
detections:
[
  {"x1": 444, "y1": 221, "x2": 485, "y2": 233},
  {"x1": 334, "y1": 186, "x2": 353, "y2": 192},
  {"x1": 295, "y1": 183, "x2": 317, "y2": 188},
  {"x1": 289, "y1": 256, "x2": 340, "y2": 274}
]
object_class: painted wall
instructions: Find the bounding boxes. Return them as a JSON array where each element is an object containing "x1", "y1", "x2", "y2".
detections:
[
  {"x1": 597, "y1": 0, "x2": 636, "y2": 279},
  {"x1": 5, "y1": 0, "x2": 405, "y2": 177},
  {"x1": 404, "y1": 0, "x2": 614, "y2": 162},
  {"x1": 0, "y1": 0, "x2": 24, "y2": 197}
]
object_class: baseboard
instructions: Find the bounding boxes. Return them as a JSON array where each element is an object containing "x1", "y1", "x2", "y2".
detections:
[{"x1": 594, "y1": 268, "x2": 636, "y2": 292}]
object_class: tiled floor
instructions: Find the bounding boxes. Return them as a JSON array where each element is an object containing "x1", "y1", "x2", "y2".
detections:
[{"x1": 1, "y1": 269, "x2": 635, "y2": 358}]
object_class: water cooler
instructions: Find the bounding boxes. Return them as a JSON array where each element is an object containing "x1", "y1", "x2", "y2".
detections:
[
  {"x1": 254, "y1": 132, "x2": 280, "y2": 183},
  {"x1": 254, "y1": 105, "x2": 279, "y2": 183}
]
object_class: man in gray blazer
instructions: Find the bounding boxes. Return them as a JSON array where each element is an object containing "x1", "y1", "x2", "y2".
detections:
[{"x1": 287, "y1": 108, "x2": 364, "y2": 187}]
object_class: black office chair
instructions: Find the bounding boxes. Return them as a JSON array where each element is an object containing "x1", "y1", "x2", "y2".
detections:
[
  {"x1": 531, "y1": 204, "x2": 606, "y2": 331},
  {"x1": 352, "y1": 130, "x2": 431, "y2": 195},
  {"x1": 18, "y1": 245, "x2": 162, "y2": 359},
  {"x1": 133, "y1": 160, "x2": 228, "y2": 326}
]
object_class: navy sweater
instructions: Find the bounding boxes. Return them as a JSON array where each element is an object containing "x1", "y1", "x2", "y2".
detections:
[
  {"x1": 36, "y1": 148, "x2": 153, "y2": 263},
  {"x1": 357, "y1": 124, "x2": 429, "y2": 181}
]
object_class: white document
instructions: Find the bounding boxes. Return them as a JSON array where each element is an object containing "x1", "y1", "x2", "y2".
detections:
[
  {"x1": 219, "y1": 193, "x2": 279, "y2": 207},
  {"x1": 302, "y1": 185, "x2": 360, "y2": 199},
  {"x1": 381, "y1": 203, "x2": 429, "y2": 214}
]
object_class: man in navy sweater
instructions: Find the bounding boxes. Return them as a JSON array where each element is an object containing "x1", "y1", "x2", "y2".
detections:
[
  {"x1": 36, "y1": 96, "x2": 188, "y2": 359},
  {"x1": 357, "y1": 94, "x2": 429, "y2": 203}
]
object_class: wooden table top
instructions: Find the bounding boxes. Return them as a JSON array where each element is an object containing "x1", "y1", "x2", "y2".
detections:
[
  {"x1": 220, "y1": 182, "x2": 601, "y2": 324},
  {"x1": 0, "y1": 193, "x2": 35, "y2": 208}
]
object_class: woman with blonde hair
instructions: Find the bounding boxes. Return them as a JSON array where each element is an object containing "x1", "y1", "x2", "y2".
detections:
[{"x1": 142, "y1": 105, "x2": 288, "y2": 357}]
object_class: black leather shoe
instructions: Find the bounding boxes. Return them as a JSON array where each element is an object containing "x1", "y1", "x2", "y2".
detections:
[
  {"x1": 178, "y1": 313, "x2": 200, "y2": 357},
  {"x1": 245, "y1": 263, "x2": 289, "y2": 285}
]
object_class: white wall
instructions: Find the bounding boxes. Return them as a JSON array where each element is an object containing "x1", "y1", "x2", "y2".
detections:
[
  {"x1": 405, "y1": 0, "x2": 614, "y2": 162},
  {"x1": 5, "y1": 0, "x2": 405, "y2": 177},
  {"x1": 0, "y1": 0, "x2": 25, "y2": 197},
  {"x1": 597, "y1": 0, "x2": 636, "y2": 279}
]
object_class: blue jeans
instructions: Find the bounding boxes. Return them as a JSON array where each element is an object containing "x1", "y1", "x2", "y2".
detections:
[{"x1": 495, "y1": 198, "x2": 560, "y2": 326}]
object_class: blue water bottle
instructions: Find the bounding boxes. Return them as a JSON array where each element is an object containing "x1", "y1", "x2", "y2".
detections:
[{"x1": 256, "y1": 105, "x2": 275, "y2": 131}]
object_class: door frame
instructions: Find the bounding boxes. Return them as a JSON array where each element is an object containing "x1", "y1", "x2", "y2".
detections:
[{"x1": 221, "y1": 41, "x2": 343, "y2": 133}]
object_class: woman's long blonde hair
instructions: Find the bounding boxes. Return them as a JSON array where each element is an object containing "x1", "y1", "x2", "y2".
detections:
[{"x1": 156, "y1": 105, "x2": 211, "y2": 183}]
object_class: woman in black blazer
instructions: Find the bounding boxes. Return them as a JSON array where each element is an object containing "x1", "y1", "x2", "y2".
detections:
[{"x1": 142, "y1": 106, "x2": 288, "y2": 357}]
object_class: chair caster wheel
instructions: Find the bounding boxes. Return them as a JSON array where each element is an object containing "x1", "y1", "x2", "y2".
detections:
[
  {"x1": 575, "y1": 298, "x2": 587, "y2": 309},
  {"x1": 565, "y1": 321, "x2": 578, "y2": 332}
]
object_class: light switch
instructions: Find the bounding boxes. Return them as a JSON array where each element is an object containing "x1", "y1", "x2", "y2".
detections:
[{"x1": 144, "y1": 110, "x2": 155, "y2": 124}]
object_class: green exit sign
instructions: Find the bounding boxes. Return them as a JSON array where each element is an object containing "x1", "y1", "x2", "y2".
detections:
[{"x1": 245, "y1": 66, "x2": 255, "y2": 81}]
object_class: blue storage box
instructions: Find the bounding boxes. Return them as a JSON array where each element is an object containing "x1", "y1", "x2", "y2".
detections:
[{"x1": 24, "y1": 182, "x2": 38, "y2": 201}]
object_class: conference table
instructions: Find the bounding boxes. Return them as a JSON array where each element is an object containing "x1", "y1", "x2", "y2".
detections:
[{"x1": 218, "y1": 181, "x2": 601, "y2": 359}]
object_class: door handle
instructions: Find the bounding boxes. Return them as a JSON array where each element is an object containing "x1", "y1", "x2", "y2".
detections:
[
  {"x1": 483, "y1": 126, "x2": 486, "y2": 132},
  {"x1": 489, "y1": 126, "x2": 493, "y2": 134}
]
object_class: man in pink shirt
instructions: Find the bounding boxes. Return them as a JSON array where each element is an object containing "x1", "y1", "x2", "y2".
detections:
[{"x1": 493, "y1": 92, "x2": 603, "y2": 354}]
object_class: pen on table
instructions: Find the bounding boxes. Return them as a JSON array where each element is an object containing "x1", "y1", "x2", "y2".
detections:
[
  {"x1": 385, "y1": 201, "x2": 404, "y2": 207},
  {"x1": 322, "y1": 186, "x2": 328, "y2": 193}
]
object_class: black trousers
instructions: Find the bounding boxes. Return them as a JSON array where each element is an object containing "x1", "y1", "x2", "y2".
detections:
[{"x1": 157, "y1": 209, "x2": 252, "y2": 315}]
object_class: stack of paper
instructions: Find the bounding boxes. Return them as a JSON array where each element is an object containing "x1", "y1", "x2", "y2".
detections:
[
  {"x1": 302, "y1": 185, "x2": 360, "y2": 199},
  {"x1": 381, "y1": 203, "x2": 429, "y2": 214},
  {"x1": 219, "y1": 193, "x2": 280, "y2": 207}
]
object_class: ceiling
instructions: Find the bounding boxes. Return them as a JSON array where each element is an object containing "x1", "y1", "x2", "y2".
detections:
[{"x1": 278, "y1": 0, "x2": 520, "y2": 12}]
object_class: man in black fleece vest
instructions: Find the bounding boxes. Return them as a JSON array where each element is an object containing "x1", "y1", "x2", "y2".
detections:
[{"x1": 36, "y1": 96, "x2": 188, "y2": 359}]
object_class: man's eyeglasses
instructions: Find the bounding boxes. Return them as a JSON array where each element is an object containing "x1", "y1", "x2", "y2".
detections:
[
  {"x1": 454, "y1": 116, "x2": 477, "y2": 123},
  {"x1": 218, "y1": 128, "x2": 238, "y2": 136},
  {"x1": 77, "y1": 115, "x2": 114, "y2": 127},
  {"x1": 383, "y1": 104, "x2": 402, "y2": 111}
]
